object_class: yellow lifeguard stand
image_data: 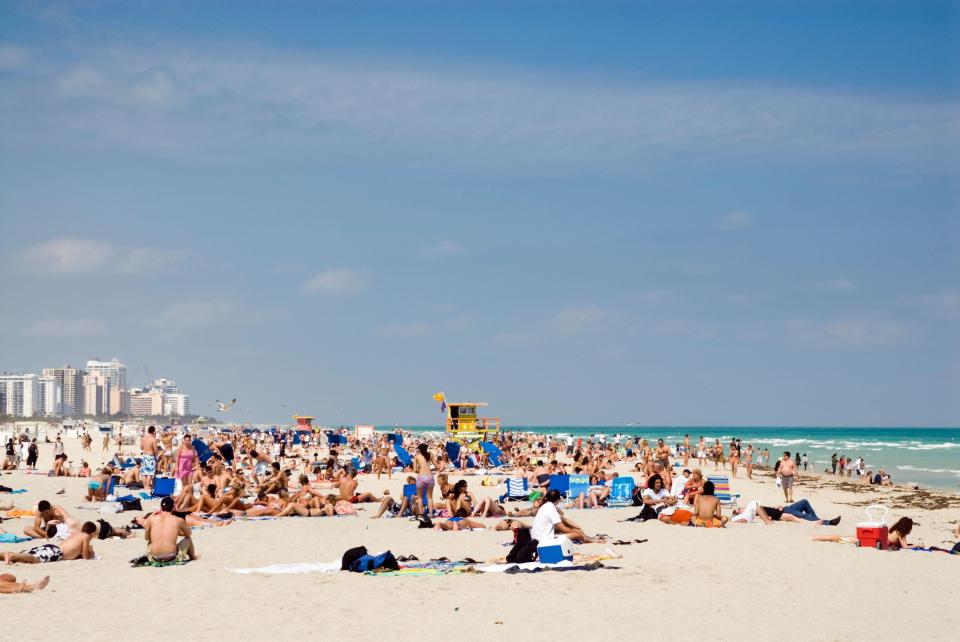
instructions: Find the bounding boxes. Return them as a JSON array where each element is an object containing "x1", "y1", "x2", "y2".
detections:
[{"x1": 445, "y1": 402, "x2": 500, "y2": 443}]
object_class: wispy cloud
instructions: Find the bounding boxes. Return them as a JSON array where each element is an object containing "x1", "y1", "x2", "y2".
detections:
[
  {"x1": 814, "y1": 277, "x2": 857, "y2": 292},
  {"x1": 2, "y1": 43, "x2": 956, "y2": 170},
  {"x1": 24, "y1": 317, "x2": 104, "y2": 337},
  {"x1": 146, "y1": 300, "x2": 237, "y2": 331},
  {"x1": 540, "y1": 305, "x2": 608, "y2": 336},
  {"x1": 906, "y1": 289, "x2": 960, "y2": 317},
  {"x1": 787, "y1": 315, "x2": 911, "y2": 347},
  {"x1": 18, "y1": 237, "x2": 188, "y2": 276},
  {"x1": 420, "y1": 239, "x2": 465, "y2": 260},
  {"x1": 375, "y1": 316, "x2": 469, "y2": 338},
  {"x1": 0, "y1": 43, "x2": 30, "y2": 70},
  {"x1": 301, "y1": 268, "x2": 370, "y2": 296},
  {"x1": 715, "y1": 211, "x2": 752, "y2": 230}
]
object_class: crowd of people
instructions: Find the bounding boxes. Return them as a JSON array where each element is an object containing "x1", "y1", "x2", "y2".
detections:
[{"x1": 1, "y1": 425, "x2": 955, "y2": 593}]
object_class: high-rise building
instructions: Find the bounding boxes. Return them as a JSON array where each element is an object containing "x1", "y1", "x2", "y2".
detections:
[
  {"x1": 150, "y1": 378, "x2": 179, "y2": 394},
  {"x1": 86, "y1": 358, "x2": 128, "y2": 414},
  {"x1": 83, "y1": 372, "x2": 111, "y2": 417},
  {"x1": 129, "y1": 389, "x2": 164, "y2": 416},
  {"x1": 162, "y1": 393, "x2": 190, "y2": 417},
  {"x1": 0, "y1": 373, "x2": 39, "y2": 417},
  {"x1": 42, "y1": 366, "x2": 85, "y2": 416},
  {"x1": 37, "y1": 374, "x2": 62, "y2": 417}
]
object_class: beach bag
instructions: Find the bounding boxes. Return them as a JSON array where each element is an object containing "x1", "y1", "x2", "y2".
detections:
[
  {"x1": 349, "y1": 551, "x2": 399, "y2": 573},
  {"x1": 120, "y1": 499, "x2": 143, "y2": 512},
  {"x1": 340, "y1": 546, "x2": 368, "y2": 570}
]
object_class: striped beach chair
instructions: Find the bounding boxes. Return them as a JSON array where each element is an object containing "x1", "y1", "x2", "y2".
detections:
[
  {"x1": 499, "y1": 477, "x2": 529, "y2": 502},
  {"x1": 707, "y1": 475, "x2": 740, "y2": 506}
]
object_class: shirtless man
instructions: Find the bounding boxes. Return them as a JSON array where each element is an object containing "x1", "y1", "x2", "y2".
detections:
[
  {"x1": 778, "y1": 451, "x2": 797, "y2": 503},
  {"x1": 140, "y1": 426, "x2": 159, "y2": 494},
  {"x1": 682, "y1": 434, "x2": 691, "y2": 467},
  {"x1": 691, "y1": 481, "x2": 728, "y2": 527},
  {"x1": 5, "y1": 521, "x2": 97, "y2": 564},
  {"x1": 655, "y1": 439, "x2": 671, "y2": 470},
  {"x1": 337, "y1": 469, "x2": 380, "y2": 503},
  {"x1": 144, "y1": 497, "x2": 197, "y2": 563},
  {"x1": 24, "y1": 501, "x2": 79, "y2": 539}
]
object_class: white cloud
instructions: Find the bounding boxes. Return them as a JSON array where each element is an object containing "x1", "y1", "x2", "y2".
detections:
[
  {"x1": 787, "y1": 316, "x2": 910, "y2": 347},
  {"x1": 147, "y1": 300, "x2": 236, "y2": 330},
  {"x1": 814, "y1": 277, "x2": 857, "y2": 292},
  {"x1": 540, "y1": 305, "x2": 608, "y2": 336},
  {"x1": 24, "y1": 317, "x2": 104, "y2": 337},
  {"x1": 18, "y1": 237, "x2": 188, "y2": 276},
  {"x1": 420, "y1": 239, "x2": 465, "y2": 260},
  {"x1": 3, "y1": 43, "x2": 957, "y2": 170},
  {"x1": 490, "y1": 331, "x2": 535, "y2": 347},
  {"x1": 715, "y1": 211, "x2": 752, "y2": 230},
  {"x1": 907, "y1": 289, "x2": 960, "y2": 317},
  {"x1": 301, "y1": 268, "x2": 370, "y2": 296},
  {"x1": 376, "y1": 322, "x2": 432, "y2": 338}
]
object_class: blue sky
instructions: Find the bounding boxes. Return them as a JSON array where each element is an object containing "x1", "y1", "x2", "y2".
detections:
[{"x1": 0, "y1": 1, "x2": 957, "y2": 426}]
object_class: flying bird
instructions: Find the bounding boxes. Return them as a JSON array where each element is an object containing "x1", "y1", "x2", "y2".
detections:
[{"x1": 216, "y1": 399, "x2": 237, "y2": 412}]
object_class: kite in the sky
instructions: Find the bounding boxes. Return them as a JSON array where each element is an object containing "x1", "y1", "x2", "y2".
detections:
[{"x1": 216, "y1": 399, "x2": 237, "y2": 412}]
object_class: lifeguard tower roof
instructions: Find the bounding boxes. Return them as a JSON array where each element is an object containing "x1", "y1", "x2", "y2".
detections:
[{"x1": 448, "y1": 402, "x2": 488, "y2": 407}]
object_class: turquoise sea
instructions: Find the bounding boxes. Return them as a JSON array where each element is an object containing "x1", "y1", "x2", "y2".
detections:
[{"x1": 406, "y1": 426, "x2": 960, "y2": 491}]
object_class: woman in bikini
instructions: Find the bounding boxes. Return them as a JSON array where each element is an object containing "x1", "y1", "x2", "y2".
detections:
[
  {"x1": 413, "y1": 443, "x2": 435, "y2": 516},
  {"x1": 729, "y1": 443, "x2": 740, "y2": 478}
]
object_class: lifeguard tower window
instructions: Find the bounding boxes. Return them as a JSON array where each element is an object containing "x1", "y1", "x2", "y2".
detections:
[{"x1": 450, "y1": 406, "x2": 460, "y2": 420}]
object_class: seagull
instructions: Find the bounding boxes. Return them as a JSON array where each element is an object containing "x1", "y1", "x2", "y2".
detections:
[{"x1": 216, "y1": 399, "x2": 237, "y2": 412}]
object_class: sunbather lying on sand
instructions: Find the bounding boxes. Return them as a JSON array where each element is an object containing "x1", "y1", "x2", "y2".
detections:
[
  {"x1": 5, "y1": 521, "x2": 97, "y2": 564},
  {"x1": 731, "y1": 499, "x2": 841, "y2": 526},
  {"x1": 0, "y1": 573, "x2": 49, "y2": 593}
]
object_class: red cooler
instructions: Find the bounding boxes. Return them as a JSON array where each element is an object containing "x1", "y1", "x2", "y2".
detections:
[{"x1": 856, "y1": 505, "x2": 889, "y2": 550}]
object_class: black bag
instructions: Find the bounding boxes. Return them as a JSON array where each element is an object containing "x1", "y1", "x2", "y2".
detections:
[
  {"x1": 506, "y1": 527, "x2": 538, "y2": 563},
  {"x1": 120, "y1": 499, "x2": 142, "y2": 512},
  {"x1": 349, "y1": 551, "x2": 400, "y2": 573},
  {"x1": 341, "y1": 546, "x2": 368, "y2": 571}
]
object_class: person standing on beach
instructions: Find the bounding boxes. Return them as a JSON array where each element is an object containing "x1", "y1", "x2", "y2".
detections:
[
  {"x1": 779, "y1": 452, "x2": 796, "y2": 502},
  {"x1": 683, "y1": 434, "x2": 691, "y2": 467},
  {"x1": 831, "y1": 453, "x2": 838, "y2": 475},
  {"x1": 744, "y1": 444, "x2": 754, "y2": 480},
  {"x1": 802, "y1": 453, "x2": 808, "y2": 472},
  {"x1": 140, "y1": 426, "x2": 158, "y2": 495},
  {"x1": 413, "y1": 444, "x2": 435, "y2": 516}
]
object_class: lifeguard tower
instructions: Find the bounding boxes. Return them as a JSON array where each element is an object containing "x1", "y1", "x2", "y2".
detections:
[
  {"x1": 445, "y1": 402, "x2": 500, "y2": 444},
  {"x1": 293, "y1": 415, "x2": 315, "y2": 431}
]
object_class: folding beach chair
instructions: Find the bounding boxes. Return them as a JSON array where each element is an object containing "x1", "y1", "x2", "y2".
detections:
[
  {"x1": 499, "y1": 477, "x2": 529, "y2": 502},
  {"x1": 152, "y1": 477, "x2": 176, "y2": 498},
  {"x1": 445, "y1": 442, "x2": 462, "y2": 468},
  {"x1": 402, "y1": 483, "x2": 430, "y2": 511},
  {"x1": 480, "y1": 442, "x2": 504, "y2": 468},
  {"x1": 394, "y1": 443, "x2": 413, "y2": 468},
  {"x1": 548, "y1": 474, "x2": 570, "y2": 497},
  {"x1": 193, "y1": 439, "x2": 215, "y2": 465},
  {"x1": 607, "y1": 476, "x2": 636, "y2": 507},
  {"x1": 707, "y1": 475, "x2": 741, "y2": 506},
  {"x1": 567, "y1": 474, "x2": 590, "y2": 503}
]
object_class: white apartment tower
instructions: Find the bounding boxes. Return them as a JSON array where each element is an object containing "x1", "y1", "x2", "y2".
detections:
[
  {"x1": 0, "y1": 373, "x2": 40, "y2": 417},
  {"x1": 43, "y1": 366, "x2": 85, "y2": 416},
  {"x1": 37, "y1": 374, "x2": 62, "y2": 417}
]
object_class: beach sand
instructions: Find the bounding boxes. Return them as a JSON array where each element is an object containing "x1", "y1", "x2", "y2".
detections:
[{"x1": 1, "y1": 438, "x2": 957, "y2": 640}]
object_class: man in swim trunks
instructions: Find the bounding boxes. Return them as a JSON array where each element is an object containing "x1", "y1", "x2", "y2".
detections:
[
  {"x1": 141, "y1": 426, "x2": 158, "y2": 494},
  {"x1": 778, "y1": 452, "x2": 796, "y2": 502},
  {"x1": 145, "y1": 497, "x2": 197, "y2": 563},
  {"x1": 5, "y1": 521, "x2": 97, "y2": 564},
  {"x1": 337, "y1": 469, "x2": 380, "y2": 504}
]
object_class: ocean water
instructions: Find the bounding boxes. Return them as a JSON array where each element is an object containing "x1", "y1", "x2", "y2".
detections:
[{"x1": 407, "y1": 425, "x2": 960, "y2": 491}]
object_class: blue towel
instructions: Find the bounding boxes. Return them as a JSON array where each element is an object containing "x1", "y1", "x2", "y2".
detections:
[
  {"x1": 7, "y1": 489, "x2": 27, "y2": 494},
  {"x1": 0, "y1": 533, "x2": 31, "y2": 543},
  {"x1": 138, "y1": 492, "x2": 153, "y2": 500}
]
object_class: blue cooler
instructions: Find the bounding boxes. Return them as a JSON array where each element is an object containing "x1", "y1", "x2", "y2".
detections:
[{"x1": 537, "y1": 535, "x2": 573, "y2": 563}]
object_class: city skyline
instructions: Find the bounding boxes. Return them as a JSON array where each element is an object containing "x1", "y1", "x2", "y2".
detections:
[{"x1": 0, "y1": 2, "x2": 957, "y2": 427}]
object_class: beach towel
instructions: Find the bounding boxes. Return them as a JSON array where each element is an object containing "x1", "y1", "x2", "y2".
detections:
[
  {"x1": 4, "y1": 509, "x2": 35, "y2": 518},
  {"x1": 232, "y1": 560, "x2": 342, "y2": 575},
  {"x1": 0, "y1": 533, "x2": 32, "y2": 543},
  {"x1": 0, "y1": 488, "x2": 27, "y2": 494},
  {"x1": 130, "y1": 554, "x2": 190, "y2": 568}
]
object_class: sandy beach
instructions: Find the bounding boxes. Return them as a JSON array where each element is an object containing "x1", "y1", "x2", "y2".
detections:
[{"x1": 0, "y1": 436, "x2": 957, "y2": 641}]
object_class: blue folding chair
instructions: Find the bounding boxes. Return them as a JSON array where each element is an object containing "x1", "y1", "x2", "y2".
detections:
[
  {"x1": 402, "y1": 483, "x2": 430, "y2": 511},
  {"x1": 567, "y1": 474, "x2": 590, "y2": 503},
  {"x1": 480, "y1": 441, "x2": 503, "y2": 468},
  {"x1": 394, "y1": 444, "x2": 413, "y2": 467},
  {"x1": 445, "y1": 442, "x2": 461, "y2": 468},
  {"x1": 152, "y1": 477, "x2": 175, "y2": 498},
  {"x1": 549, "y1": 474, "x2": 570, "y2": 497},
  {"x1": 607, "y1": 477, "x2": 636, "y2": 507}
]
